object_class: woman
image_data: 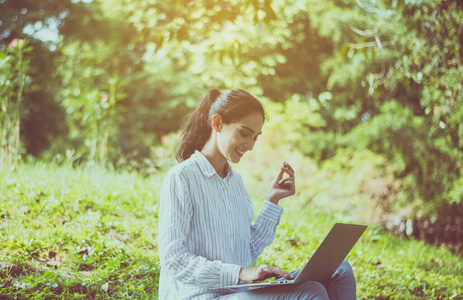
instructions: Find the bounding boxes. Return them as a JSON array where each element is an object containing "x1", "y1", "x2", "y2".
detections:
[{"x1": 158, "y1": 89, "x2": 356, "y2": 299}]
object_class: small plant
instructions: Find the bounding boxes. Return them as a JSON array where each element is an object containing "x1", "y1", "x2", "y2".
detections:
[
  {"x1": 94, "y1": 74, "x2": 127, "y2": 167},
  {"x1": 0, "y1": 38, "x2": 32, "y2": 167}
]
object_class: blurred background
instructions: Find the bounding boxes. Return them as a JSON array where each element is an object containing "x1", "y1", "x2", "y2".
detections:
[{"x1": 1, "y1": 0, "x2": 462, "y2": 253}]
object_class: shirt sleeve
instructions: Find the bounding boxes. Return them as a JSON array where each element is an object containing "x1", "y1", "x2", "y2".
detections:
[
  {"x1": 249, "y1": 200, "x2": 284, "y2": 263},
  {"x1": 158, "y1": 170, "x2": 242, "y2": 288}
]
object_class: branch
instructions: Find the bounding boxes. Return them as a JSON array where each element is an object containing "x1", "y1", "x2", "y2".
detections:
[
  {"x1": 349, "y1": 40, "x2": 394, "y2": 49},
  {"x1": 375, "y1": 35, "x2": 383, "y2": 49},
  {"x1": 372, "y1": 63, "x2": 386, "y2": 80},
  {"x1": 377, "y1": 67, "x2": 394, "y2": 85},
  {"x1": 349, "y1": 25, "x2": 379, "y2": 37},
  {"x1": 348, "y1": 41, "x2": 377, "y2": 49},
  {"x1": 355, "y1": 0, "x2": 380, "y2": 13}
]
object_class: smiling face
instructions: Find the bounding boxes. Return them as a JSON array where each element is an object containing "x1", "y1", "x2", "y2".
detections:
[{"x1": 216, "y1": 112, "x2": 264, "y2": 164}]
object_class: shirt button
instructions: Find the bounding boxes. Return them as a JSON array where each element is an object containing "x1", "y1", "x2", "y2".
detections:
[
  {"x1": 223, "y1": 187, "x2": 226, "y2": 191},
  {"x1": 228, "y1": 210, "x2": 231, "y2": 214},
  {"x1": 230, "y1": 234, "x2": 234, "y2": 238}
]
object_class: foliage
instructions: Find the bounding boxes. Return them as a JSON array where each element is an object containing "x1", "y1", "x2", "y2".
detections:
[
  {"x1": 302, "y1": 0, "x2": 463, "y2": 210},
  {"x1": 53, "y1": 39, "x2": 129, "y2": 166},
  {"x1": 0, "y1": 0, "x2": 333, "y2": 165}
]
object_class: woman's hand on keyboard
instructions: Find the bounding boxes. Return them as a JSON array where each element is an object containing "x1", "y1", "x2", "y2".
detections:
[{"x1": 238, "y1": 264, "x2": 294, "y2": 282}]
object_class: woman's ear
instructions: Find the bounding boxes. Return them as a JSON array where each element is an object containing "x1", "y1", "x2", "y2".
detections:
[{"x1": 211, "y1": 114, "x2": 223, "y2": 132}]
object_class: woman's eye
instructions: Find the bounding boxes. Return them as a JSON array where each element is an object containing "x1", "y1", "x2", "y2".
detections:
[{"x1": 240, "y1": 130, "x2": 258, "y2": 141}]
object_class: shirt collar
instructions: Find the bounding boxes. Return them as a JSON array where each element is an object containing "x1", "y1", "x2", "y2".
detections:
[{"x1": 192, "y1": 150, "x2": 233, "y2": 178}]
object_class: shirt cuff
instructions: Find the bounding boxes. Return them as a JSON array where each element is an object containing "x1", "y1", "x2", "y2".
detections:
[
  {"x1": 220, "y1": 263, "x2": 242, "y2": 287},
  {"x1": 260, "y1": 200, "x2": 284, "y2": 223}
]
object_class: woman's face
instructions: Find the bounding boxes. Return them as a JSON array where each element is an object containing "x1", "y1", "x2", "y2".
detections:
[{"x1": 216, "y1": 112, "x2": 264, "y2": 164}]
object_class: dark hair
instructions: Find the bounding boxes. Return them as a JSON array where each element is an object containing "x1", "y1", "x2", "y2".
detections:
[{"x1": 175, "y1": 89, "x2": 266, "y2": 162}]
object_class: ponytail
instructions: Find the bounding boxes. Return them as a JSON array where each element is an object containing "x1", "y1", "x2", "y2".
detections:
[{"x1": 175, "y1": 89, "x2": 221, "y2": 162}]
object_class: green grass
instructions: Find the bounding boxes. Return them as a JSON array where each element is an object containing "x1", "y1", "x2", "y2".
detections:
[
  {"x1": 0, "y1": 163, "x2": 160, "y2": 299},
  {"x1": 1, "y1": 162, "x2": 462, "y2": 299}
]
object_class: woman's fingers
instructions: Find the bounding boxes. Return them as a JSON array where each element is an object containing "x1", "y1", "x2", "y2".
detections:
[
  {"x1": 275, "y1": 162, "x2": 295, "y2": 183},
  {"x1": 260, "y1": 265, "x2": 294, "y2": 280},
  {"x1": 285, "y1": 162, "x2": 294, "y2": 172},
  {"x1": 278, "y1": 178, "x2": 295, "y2": 191},
  {"x1": 275, "y1": 168, "x2": 285, "y2": 182},
  {"x1": 279, "y1": 164, "x2": 295, "y2": 183},
  {"x1": 267, "y1": 162, "x2": 296, "y2": 204},
  {"x1": 241, "y1": 265, "x2": 294, "y2": 282},
  {"x1": 278, "y1": 177, "x2": 294, "y2": 185},
  {"x1": 282, "y1": 162, "x2": 295, "y2": 176}
]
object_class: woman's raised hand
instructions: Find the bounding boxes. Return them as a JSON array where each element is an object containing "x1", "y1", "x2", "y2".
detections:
[
  {"x1": 238, "y1": 265, "x2": 294, "y2": 282},
  {"x1": 266, "y1": 161, "x2": 296, "y2": 205}
]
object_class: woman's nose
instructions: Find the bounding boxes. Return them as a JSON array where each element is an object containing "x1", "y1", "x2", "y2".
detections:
[{"x1": 245, "y1": 138, "x2": 255, "y2": 151}]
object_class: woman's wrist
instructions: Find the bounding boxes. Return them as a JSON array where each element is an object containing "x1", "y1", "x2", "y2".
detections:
[
  {"x1": 238, "y1": 267, "x2": 252, "y2": 281},
  {"x1": 265, "y1": 194, "x2": 280, "y2": 205}
]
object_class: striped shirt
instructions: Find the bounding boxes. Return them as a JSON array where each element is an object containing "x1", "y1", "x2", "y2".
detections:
[{"x1": 158, "y1": 151, "x2": 284, "y2": 300}]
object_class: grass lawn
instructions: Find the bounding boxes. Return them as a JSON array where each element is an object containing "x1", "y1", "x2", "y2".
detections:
[{"x1": 1, "y1": 162, "x2": 462, "y2": 299}]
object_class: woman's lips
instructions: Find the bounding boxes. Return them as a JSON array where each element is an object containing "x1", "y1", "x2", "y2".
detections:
[{"x1": 235, "y1": 148, "x2": 245, "y2": 156}]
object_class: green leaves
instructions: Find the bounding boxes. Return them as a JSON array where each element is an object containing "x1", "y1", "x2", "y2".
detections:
[{"x1": 283, "y1": 0, "x2": 463, "y2": 217}]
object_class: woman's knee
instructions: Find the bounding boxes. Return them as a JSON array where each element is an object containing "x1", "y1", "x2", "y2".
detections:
[
  {"x1": 334, "y1": 260, "x2": 354, "y2": 279},
  {"x1": 300, "y1": 281, "x2": 330, "y2": 300}
]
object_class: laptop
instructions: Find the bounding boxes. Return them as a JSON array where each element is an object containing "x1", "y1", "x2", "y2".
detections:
[{"x1": 225, "y1": 223, "x2": 367, "y2": 289}]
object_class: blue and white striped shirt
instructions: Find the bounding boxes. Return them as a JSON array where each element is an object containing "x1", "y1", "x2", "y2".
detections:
[{"x1": 158, "y1": 151, "x2": 284, "y2": 299}]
